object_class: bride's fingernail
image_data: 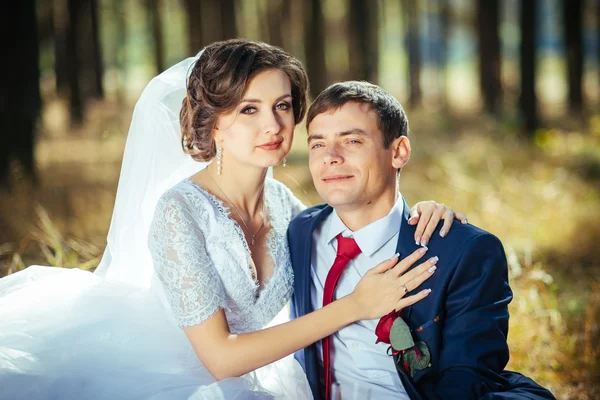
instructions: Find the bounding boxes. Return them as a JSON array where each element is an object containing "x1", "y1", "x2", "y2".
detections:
[
  {"x1": 428, "y1": 266, "x2": 437, "y2": 273},
  {"x1": 390, "y1": 253, "x2": 400, "y2": 260},
  {"x1": 430, "y1": 256, "x2": 439, "y2": 264},
  {"x1": 419, "y1": 247, "x2": 427, "y2": 254},
  {"x1": 440, "y1": 229, "x2": 446, "y2": 237},
  {"x1": 415, "y1": 237, "x2": 421, "y2": 246},
  {"x1": 423, "y1": 288, "x2": 432, "y2": 295}
]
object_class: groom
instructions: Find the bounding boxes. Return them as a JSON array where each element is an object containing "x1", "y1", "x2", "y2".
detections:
[{"x1": 288, "y1": 81, "x2": 554, "y2": 400}]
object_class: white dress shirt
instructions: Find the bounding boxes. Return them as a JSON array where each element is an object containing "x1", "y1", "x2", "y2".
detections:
[{"x1": 310, "y1": 196, "x2": 410, "y2": 399}]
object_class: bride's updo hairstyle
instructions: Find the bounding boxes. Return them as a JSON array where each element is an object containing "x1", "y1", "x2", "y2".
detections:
[{"x1": 180, "y1": 39, "x2": 309, "y2": 161}]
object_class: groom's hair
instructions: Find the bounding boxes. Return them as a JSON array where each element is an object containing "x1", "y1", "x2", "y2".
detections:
[{"x1": 306, "y1": 81, "x2": 409, "y2": 148}]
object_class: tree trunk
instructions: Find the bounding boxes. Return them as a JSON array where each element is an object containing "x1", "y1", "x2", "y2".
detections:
[
  {"x1": 112, "y1": 0, "x2": 127, "y2": 104},
  {"x1": 0, "y1": 1, "x2": 41, "y2": 184},
  {"x1": 348, "y1": 0, "x2": 379, "y2": 83},
  {"x1": 89, "y1": 0, "x2": 104, "y2": 98},
  {"x1": 405, "y1": 0, "x2": 421, "y2": 108},
  {"x1": 267, "y1": 0, "x2": 284, "y2": 49},
  {"x1": 184, "y1": 0, "x2": 203, "y2": 55},
  {"x1": 439, "y1": 0, "x2": 450, "y2": 107},
  {"x1": 563, "y1": 0, "x2": 583, "y2": 112},
  {"x1": 477, "y1": 0, "x2": 501, "y2": 115},
  {"x1": 67, "y1": 0, "x2": 84, "y2": 123},
  {"x1": 220, "y1": 0, "x2": 237, "y2": 40},
  {"x1": 304, "y1": 0, "x2": 327, "y2": 98},
  {"x1": 519, "y1": 0, "x2": 538, "y2": 135},
  {"x1": 147, "y1": 0, "x2": 165, "y2": 74},
  {"x1": 202, "y1": 0, "x2": 224, "y2": 44},
  {"x1": 53, "y1": 0, "x2": 69, "y2": 96}
]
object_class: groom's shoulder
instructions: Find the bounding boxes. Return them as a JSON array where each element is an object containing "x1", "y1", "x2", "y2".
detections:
[
  {"x1": 418, "y1": 220, "x2": 504, "y2": 257},
  {"x1": 289, "y1": 203, "x2": 330, "y2": 231}
]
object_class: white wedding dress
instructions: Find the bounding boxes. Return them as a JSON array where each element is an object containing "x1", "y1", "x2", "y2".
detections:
[
  {"x1": 0, "y1": 177, "x2": 312, "y2": 400},
  {"x1": 0, "y1": 52, "x2": 313, "y2": 399}
]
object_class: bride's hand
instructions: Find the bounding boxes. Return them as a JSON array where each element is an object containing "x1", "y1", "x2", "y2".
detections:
[
  {"x1": 408, "y1": 201, "x2": 468, "y2": 246},
  {"x1": 347, "y1": 248, "x2": 437, "y2": 321}
]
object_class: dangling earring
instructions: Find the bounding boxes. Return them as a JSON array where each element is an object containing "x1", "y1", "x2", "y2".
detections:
[
  {"x1": 216, "y1": 143, "x2": 222, "y2": 175},
  {"x1": 282, "y1": 157, "x2": 287, "y2": 168}
]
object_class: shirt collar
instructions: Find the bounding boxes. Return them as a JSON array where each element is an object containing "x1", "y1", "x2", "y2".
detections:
[{"x1": 325, "y1": 194, "x2": 404, "y2": 257}]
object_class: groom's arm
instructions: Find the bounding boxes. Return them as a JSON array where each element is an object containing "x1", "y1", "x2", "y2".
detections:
[{"x1": 419, "y1": 232, "x2": 513, "y2": 399}]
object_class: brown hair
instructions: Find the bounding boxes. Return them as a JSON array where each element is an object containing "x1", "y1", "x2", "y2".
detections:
[
  {"x1": 306, "y1": 81, "x2": 409, "y2": 148},
  {"x1": 180, "y1": 39, "x2": 309, "y2": 161}
]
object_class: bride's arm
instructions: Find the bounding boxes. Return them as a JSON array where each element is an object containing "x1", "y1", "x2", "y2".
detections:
[
  {"x1": 149, "y1": 191, "x2": 434, "y2": 380},
  {"x1": 183, "y1": 249, "x2": 433, "y2": 380}
]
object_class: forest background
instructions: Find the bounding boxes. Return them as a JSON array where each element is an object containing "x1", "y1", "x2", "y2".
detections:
[{"x1": 1, "y1": 1, "x2": 599, "y2": 398}]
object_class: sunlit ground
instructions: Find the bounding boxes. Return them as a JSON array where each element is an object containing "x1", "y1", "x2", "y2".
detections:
[{"x1": 1, "y1": 62, "x2": 599, "y2": 398}]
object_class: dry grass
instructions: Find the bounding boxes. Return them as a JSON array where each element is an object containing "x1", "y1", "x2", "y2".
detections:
[{"x1": 0, "y1": 100, "x2": 599, "y2": 398}]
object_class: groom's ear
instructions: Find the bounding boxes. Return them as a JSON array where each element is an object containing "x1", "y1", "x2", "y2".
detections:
[{"x1": 391, "y1": 136, "x2": 411, "y2": 169}]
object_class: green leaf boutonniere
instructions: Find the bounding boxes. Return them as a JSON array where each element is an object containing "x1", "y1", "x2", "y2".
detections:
[{"x1": 375, "y1": 310, "x2": 432, "y2": 377}]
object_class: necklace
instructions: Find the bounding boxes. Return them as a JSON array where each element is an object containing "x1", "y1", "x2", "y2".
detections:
[{"x1": 207, "y1": 170, "x2": 266, "y2": 246}]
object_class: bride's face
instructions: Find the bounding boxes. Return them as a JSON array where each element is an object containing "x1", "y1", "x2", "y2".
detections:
[{"x1": 214, "y1": 69, "x2": 294, "y2": 171}]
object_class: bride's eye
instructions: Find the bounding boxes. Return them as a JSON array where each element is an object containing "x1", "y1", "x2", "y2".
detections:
[
  {"x1": 275, "y1": 102, "x2": 291, "y2": 111},
  {"x1": 241, "y1": 106, "x2": 257, "y2": 115}
]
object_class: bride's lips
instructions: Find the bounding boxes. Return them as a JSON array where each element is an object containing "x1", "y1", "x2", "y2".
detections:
[
  {"x1": 257, "y1": 140, "x2": 283, "y2": 151},
  {"x1": 322, "y1": 175, "x2": 354, "y2": 183}
]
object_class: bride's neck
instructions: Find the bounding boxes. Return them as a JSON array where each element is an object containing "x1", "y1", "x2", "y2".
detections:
[{"x1": 205, "y1": 164, "x2": 267, "y2": 216}]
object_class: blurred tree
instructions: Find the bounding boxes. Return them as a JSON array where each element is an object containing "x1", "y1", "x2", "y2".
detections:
[
  {"x1": 184, "y1": 0, "x2": 237, "y2": 54},
  {"x1": 85, "y1": 0, "x2": 104, "y2": 99},
  {"x1": 53, "y1": 0, "x2": 69, "y2": 96},
  {"x1": 439, "y1": 0, "x2": 450, "y2": 107},
  {"x1": 266, "y1": 0, "x2": 285, "y2": 49},
  {"x1": 220, "y1": 0, "x2": 237, "y2": 40},
  {"x1": 477, "y1": 0, "x2": 501, "y2": 115},
  {"x1": 563, "y1": 0, "x2": 583, "y2": 113},
  {"x1": 53, "y1": 0, "x2": 104, "y2": 124},
  {"x1": 183, "y1": 0, "x2": 203, "y2": 54},
  {"x1": 110, "y1": 0, "x2": 127, "y2": 104},
  {"x1": 519, "y1": 0, "x2": 538, "y2": 134},
  {"x1": 66, "y1": 0, "x2": 84, "y2": 123},
  {"x1": 348, "y1": 0, "x2": 379, "y2": 83},
  {"x1": 0, "y1": 1, "x2": 40, "y2": 184},
  {"x1": 304, "y1": 0, "x2": 327, "y2": 97},
  {"x1": 404, "y1": 0, "x2": 421, "y2": 108},
  {"x1": 147, "y1": 0, "x2": 165, "y2": 74}
]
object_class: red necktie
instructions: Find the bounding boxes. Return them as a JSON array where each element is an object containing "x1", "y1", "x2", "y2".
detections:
[{"x1": 322, "y1": 234, "x2": 362, "y2": 400}]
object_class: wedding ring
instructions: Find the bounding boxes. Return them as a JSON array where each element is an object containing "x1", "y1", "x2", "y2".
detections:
[{"x1": 402, "y1": 284, "x2": 408, "y2": 294}]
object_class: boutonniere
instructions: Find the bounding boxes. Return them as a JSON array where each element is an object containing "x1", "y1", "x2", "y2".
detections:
[{"x1": 375, "y1": 310, "x2": 431, "y2": 377}]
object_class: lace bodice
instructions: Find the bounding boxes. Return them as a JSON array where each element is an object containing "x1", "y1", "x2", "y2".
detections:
[{"x1": 148, "y1": 177, "x2": 305, "y2": 334}]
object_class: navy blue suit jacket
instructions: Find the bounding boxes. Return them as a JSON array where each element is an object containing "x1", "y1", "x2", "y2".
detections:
[{"x1": 288, "y1": 201, "x2": 555, "y2": 400}]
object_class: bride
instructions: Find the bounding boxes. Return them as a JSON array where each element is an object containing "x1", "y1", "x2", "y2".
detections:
[{"x1": 0, "y1": 39, "x2": 466, "y2": 399}]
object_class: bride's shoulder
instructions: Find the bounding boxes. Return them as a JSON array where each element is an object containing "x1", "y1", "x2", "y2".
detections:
[
  {"x1": 154, "y1": 179, "x2": 214, "y2": 217},
  {"x1": 265, "y1": 178, "x2": 307, "y2": 216},
  {"x1": 265, "y1": 178, "x2": 294, "y2": 199}
]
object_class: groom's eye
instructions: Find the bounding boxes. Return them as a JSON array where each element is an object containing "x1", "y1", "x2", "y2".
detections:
[{"x1": 310, "y1": 143, "x2": 324, "y2": 149}]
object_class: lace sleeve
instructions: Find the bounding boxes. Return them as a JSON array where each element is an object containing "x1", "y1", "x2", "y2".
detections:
[{"x1": 148, "y1": 191, "x2": 228, "y2": 327}]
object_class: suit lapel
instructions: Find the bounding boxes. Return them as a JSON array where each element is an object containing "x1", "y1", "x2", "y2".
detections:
[
  {"x1": 392, "y1": 200, "x2": 426, "y2": 400},
  {"x1": 395, "y1": 199, "x2": 421, "y2": 321},
  {"x1": 301, "y1": 205, "x2": 334, "y2": 314}
]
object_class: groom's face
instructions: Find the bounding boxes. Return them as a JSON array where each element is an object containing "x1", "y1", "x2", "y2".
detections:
[{"x1": 307, "y1": 101, "x2": 404, "y2": 211}]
